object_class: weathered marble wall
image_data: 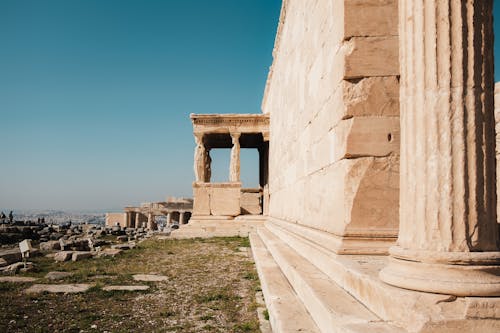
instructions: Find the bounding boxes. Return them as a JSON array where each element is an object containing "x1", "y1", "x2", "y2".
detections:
[
  {"x1": 496, "y1": 83, "x2": 500, "y2": 221},
  {"x1": 105, "y1": 213, "x2": 127, "y2": 228},
  {"x1": 262, "y1": 0, "x2": 400, "y2": 253}
]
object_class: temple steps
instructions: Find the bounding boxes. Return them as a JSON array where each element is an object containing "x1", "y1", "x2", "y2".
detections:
[
  {"x1": 251, "y1": 226, "x2": 407, "y2": 333},
  {"x1": 249, "y1": 232, "x2": 320, "y2": 332}
]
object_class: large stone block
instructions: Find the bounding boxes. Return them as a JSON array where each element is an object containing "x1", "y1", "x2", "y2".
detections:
[
  {"x1": 344, "y1": 36, "x2": 399, "y2": 78},
  {"x1": 210, "y1": 185, "x2": 241, "y2": 216},
  {"x1": 241, "y1": 190, "x2": 262, "y2": 215},
  {"x1": 344, "y1": 0, "x2": 398, "y2": 38},
  {"x1": 331, "y1": 116, "x2": 399, "y2": 161},
  {"x1": 192, "y1": 183, "x2": 210, "y2": 216}
]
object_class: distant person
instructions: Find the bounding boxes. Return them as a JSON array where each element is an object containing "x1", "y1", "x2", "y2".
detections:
[
  {"x1": 8, "y1": 211, "x2": 13, "y2": 223},
  {"x1": 41, "y1": 217, "x2": 45, "y2": 224},
  {"x1": 0, "y1": 212, "x2": 5, "y2": 223}
]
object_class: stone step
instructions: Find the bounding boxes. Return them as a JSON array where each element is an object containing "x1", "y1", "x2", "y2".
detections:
[
  {"x1": 257, "y1": 227, "x2": 406, "y2": 333},
  {"x1": 249, "y1": 232, "x2": 320, "y2": 333}
]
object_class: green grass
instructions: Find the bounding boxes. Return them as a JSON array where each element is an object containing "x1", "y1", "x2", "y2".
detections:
[{"x1": 0, "y1": 236, "x2": 262, "y2": 333}]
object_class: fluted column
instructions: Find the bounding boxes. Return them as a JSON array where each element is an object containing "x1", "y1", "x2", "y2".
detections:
[
  {"x1": 229, "y1": 132, "x2": 241, "y2": 182},
  {"x1": 179, "y1": 211, "x2": 185, "y2": 225},
  {"x1": 380, "y1": 0, "x2": 500, "y2": 296}
]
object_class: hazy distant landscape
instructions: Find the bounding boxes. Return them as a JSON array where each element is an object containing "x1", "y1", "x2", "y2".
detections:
[{"x1": 1, "y1": 210, "x2": 106, "y2": 225}]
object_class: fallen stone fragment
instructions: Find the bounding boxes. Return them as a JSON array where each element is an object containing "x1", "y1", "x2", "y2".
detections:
[
  {"x1": 111, "y1": 243, "x2": 134, "y2": 250},
  {"x1": 0, "y1": 258, "x2": 7, "y2": 267},
  {"x1": 24, "y1": 283, "x2": 92, "y2": 294},
  {"x1": 116, "y1": 235, "x2": 128, "y2": 242},
  {"x1": 39, "y1": 240, "x2": 60, "y2": 252},
  {"x1": 97, "y1": 248, "x2": 122, "y2": 258},
  {"x1": 54, "y1": 251, "x2": 73, "y2": 262},
  {"x1": 0, "y1": 276, "x2": 38, "y2": 283},
  {"x1": 132, "y1": 274, "x2": 168, "y2": 282},
  {"x1": 102, "y1": 285, "x2": 149, "y2": 291},
  {"x1": 71, "y1": 251, "x2": 92, "y2": 261},
  {"x1": 0, "y1": 262, "x2": 32, "y2": 274},
  {"x1": 0, "y1": 248, "x2": 22, "y2": 264},
  {"x1": 45, "y1": 271, "x2": 74, "y2": 281}
]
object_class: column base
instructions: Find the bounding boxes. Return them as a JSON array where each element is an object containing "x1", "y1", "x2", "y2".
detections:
[{"x1": 380, "y1": 246, "x2": 500, "y2": 296}]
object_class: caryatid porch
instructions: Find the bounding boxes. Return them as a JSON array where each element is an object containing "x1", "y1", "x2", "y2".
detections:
[{"x1": 191, "y1": 114, "x2": 270, "y2": 219}]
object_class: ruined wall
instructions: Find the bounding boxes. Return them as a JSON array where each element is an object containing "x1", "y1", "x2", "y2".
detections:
[
  {"x1": 105, "y1": 213, "x2": 127, "y2": 228},
  {"x1": 262, "y1": 0, "x2": 400, "y2": 253}
]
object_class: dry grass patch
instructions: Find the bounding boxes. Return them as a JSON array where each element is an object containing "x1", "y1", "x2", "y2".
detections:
[{"x1": 0, "y1": 236, "x2": 261, "y2": 332}]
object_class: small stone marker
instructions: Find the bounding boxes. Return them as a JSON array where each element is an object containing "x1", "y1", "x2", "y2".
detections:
[
  {"x1": 102, "y1": 285, "x2": 149, "y2": 291},
  {"x1": 132, "y1": 274, "x2": 168, "y2": 282},
  {"x1": 19, "y1": 239, "x2": 32, "y2": 268},
  {"x1": 24, "y1": 283, "x2": 92, "y2": 294}
]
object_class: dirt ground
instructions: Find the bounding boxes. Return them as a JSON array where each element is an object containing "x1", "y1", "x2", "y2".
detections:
[{"x1": 0, "y1": 237, "x2": 263, "y2": 333}]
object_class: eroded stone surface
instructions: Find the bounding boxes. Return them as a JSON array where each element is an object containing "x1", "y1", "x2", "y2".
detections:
[
  {"x1": 102, "y1": 285, "x2": 149, "y2": 291},
  {"x1": 24, "y1": 284, "x2": 92, "y2": 294},
  {"x1": 0, "y1": 276, "x2": 38, "y2": 283},
  {"x1": 132, "y1": 274, "x2": 168, "y2": 282},
  {"x1": 45, "y1": 271, "x2": 73, "y2": 281}
]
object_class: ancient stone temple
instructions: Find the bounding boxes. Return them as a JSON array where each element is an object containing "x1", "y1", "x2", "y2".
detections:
[
  {"x1": 244, "y1": 0, "x2": 499, "y2": 332},
  {"x1": 105, "y1": 197, "x2": 193, "y2": 230}
]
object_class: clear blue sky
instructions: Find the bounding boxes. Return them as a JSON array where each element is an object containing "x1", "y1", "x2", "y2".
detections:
[
  {"x1": 0, "y1": 0, "x2": 281, "y2": 211},
  {"x1": 1, "y1": 1, "x2": 500, "y2": 212}
]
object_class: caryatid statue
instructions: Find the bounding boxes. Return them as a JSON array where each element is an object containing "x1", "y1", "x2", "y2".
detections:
[
  {"x1": 194, "y1": 134, "x2": 206, "y2": 182},
  {"x1": 205, "y1": 148, "x2": 212, "y2": 182},
  {"x1": 229, "y1": 132, "x2": 241, "y2": 182}
]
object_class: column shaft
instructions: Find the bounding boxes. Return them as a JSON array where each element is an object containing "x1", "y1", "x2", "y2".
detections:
[
  {"x1": 380, "y1": 0, "x2": 500, "y2": 296},
  {"x1": 135, "y1": 212, "x2": 141, "y2": 229},
  {"x1": 179, "y1": 212, "x2": 185, "y2": 225}
]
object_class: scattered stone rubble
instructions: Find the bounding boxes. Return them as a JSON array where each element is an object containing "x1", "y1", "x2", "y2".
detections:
[{"x1": 0, "y1": 223, "x2": 159, "y2": 276}]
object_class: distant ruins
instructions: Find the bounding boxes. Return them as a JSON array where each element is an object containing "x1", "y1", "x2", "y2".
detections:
[
  {"x1": 105, "y1": 197, "x2": 193, "y2": 230},
  {"x1": 192, "y1": 0, "x2": 500, "y2": 332}
]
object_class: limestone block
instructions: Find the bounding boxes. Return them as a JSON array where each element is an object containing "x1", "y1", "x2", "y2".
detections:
[
  {"x1": 344, "y1": 0, "x2": 398, "y2": 38},
  {"x1": 72, "y1": 251, "x2": 92, "y2": 261},
  {"x1": 344, "y1": 36, "x2": 399, "y2": 78},
  {"x1": 241, "y1": 191, "x2": 262, "y2": 215},
  {"x1": 300, "y1": 155, "x2": 399, "y2": 239},
  {"x1": 331, "y1": 116, "x2": 400, "y2": 161},
  {"x1": 342, "y1": 76, "x2": 399, "y2": 118},
  {"x1": 54, "y1": 251, "x2": 73, "y2": 262},
  {"x1": 193, "y1": 184, "x2": 210, "y2": 216},
  {"x1": 210, "y1": 186, "x2": 241, "y2": 216},
  {"x1": 39, "y1": 240, "x2": 61, "y2": 252}
]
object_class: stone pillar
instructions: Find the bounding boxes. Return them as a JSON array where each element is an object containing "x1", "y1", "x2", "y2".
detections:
[
  {"x1": 194, "y1": 133, "x2": 206, "y2": 182},
  {"x1": 125, "y1": 212, "x2": 131, "y2": 228},
  {"x1": 229, "y1": 132, "x2": 241, "y2": 182},
  {"x1": 380, "y1": 0, "x2": 500, "y2": 296},
  {"x1": 179, "y1": 211, "x2": 185, "y2": 225},
  {"x1": 147, "y1": 213, "x2": 153, "y2": 230},
  {"x1": 166, "y1": 212, "x2": 172, "y2": 226},
  {"x1": 135, "y1": 212, "x2": 141, "y2": 229}
]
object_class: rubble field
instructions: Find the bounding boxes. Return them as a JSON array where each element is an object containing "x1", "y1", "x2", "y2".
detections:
[{"x1": 0, "y1": 236, "x2": 262, "y2": 333}]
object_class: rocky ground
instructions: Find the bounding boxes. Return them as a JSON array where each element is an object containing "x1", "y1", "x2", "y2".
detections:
[{"x1": 0, "y1": 236, "x2": 264, "y2": 333}]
